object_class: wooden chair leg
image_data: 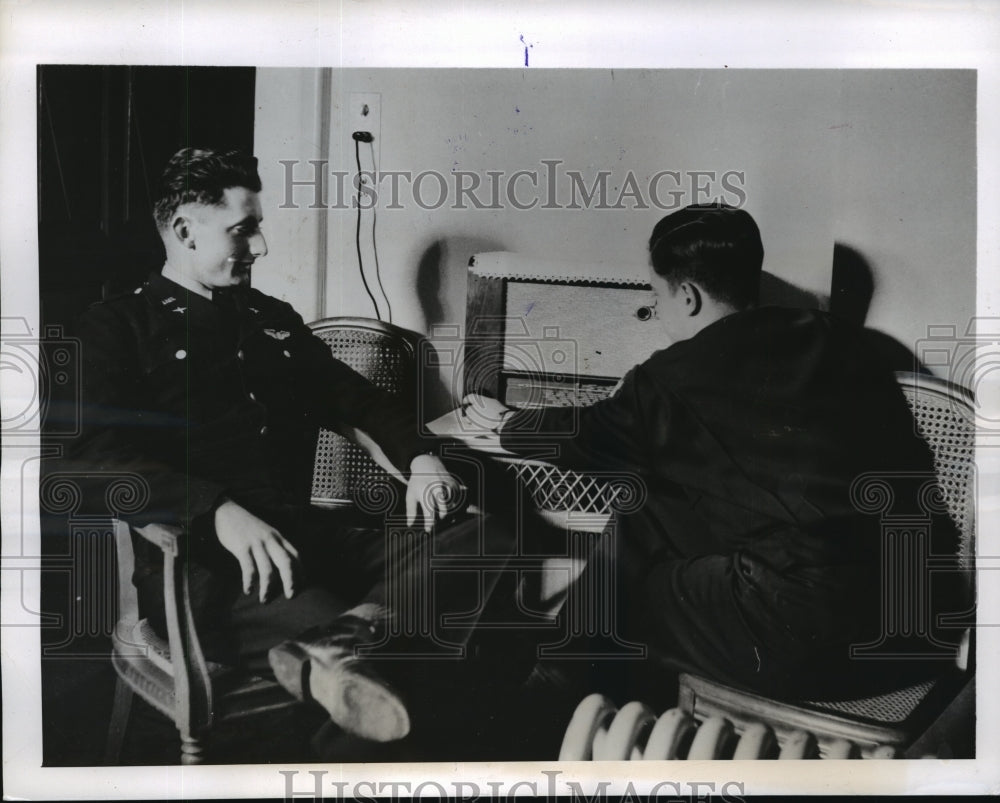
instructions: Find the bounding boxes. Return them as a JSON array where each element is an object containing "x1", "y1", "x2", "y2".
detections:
[
  {"x1": 180, "y1": 733, "x2": 207, "y2": 764},
  {"x1": 104, "y1": 677, "x2": 134, "y2": 765}
]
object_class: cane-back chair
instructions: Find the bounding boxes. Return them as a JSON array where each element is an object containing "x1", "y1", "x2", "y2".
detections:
[
  {"x1": 559, "y1": 371, "x2": 976, "y2": 760},
  {"x1": 105, "y1": 317, "x2": 421, "y2": 764},
  {"x1": 308, "y1": 317, "x2": 422, "y2": 506}
]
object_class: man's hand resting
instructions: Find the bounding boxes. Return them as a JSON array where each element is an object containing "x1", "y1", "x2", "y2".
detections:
[
  {"x1": 460, "y1": 393, "x2": 512, "y2": 432},
  {"x1": 406, "y1": 454, "x2": 464, "y2": 531},
  {"x1": 214, "y1": 499, "x2": 300, "y2": 602}
]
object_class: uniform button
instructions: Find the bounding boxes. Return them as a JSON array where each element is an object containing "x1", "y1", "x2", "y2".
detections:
[
  {"x1": 133, "y1": 287, "x2": 142, "y2": 295},
  {"x1": 237, "y1": 350, "x2": 245, "y2": 360},
  {"x1": 259, "y1": 425, "x2": 268, "y2": 436},
  {"x1": 282, "y1": 349, "x2": 291, "y2": 358},
  {"x1": 174, "y1": 349, "x2": 187, "y2": 360},
  {"x1": 249, "y1": 392, "x2": 256, "y2": 401}
]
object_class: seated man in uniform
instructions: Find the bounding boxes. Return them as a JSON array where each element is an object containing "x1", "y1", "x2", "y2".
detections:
[
  {"x1": 72, "y1": 147, "x2": 496, "y2": 746},
  {"x1": 465, "y1": 204, "x2": 967, "y2": 738}
]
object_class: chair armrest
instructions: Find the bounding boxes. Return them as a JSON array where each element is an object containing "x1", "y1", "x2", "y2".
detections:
[
  {"x1": 123, "y1": 519, "x2": 214, "y2": 737},
  {"x1": 112, "y1": 520, "x2": 184, "y2": 629}
]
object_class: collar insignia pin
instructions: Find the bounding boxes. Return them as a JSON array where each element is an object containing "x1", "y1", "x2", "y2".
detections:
[
  {"x1": 172, "y1": 306, "x2": 186, "y2": 314},
  {"x1": 162, "y1": 296, "x2": 176, "y2": 305}
]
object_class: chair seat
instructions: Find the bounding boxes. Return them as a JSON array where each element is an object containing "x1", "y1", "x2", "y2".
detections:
[
  {"x1": 804, "y1": 677, "x2": 939, "y2": 724},
  {"x1": 678, "y1": 670, "x2": 966, "y2": 757}
]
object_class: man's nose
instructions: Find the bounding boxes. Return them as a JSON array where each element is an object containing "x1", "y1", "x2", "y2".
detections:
[{"x1": 250, "y1": 230, "x2": 268, "y2": 258}]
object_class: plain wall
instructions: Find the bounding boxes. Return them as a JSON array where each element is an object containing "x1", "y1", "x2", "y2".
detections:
[{"x1": 254, "y1": 68, "x2": 975, "y2": 407}]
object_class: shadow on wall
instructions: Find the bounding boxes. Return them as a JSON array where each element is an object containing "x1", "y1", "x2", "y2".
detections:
[
  {"x1": 759, "y1": 271, "x2": 827, "y2": 311},
  {"x1": 761, "y1": 243, "x2": 925, "y2": 374},
  {"x1": 830, "y1": 243, "x2": 874, "y2": 327},
  {"x1": 829, "y1": 242, "x2": 928, "y2": 375},
  {"x1": 415, "y1": 236, "x2": 505, "y2": 417}
]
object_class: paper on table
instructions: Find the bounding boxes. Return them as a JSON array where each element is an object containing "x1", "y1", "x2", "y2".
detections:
[{"x1": 425, "y1": 408, "x2": 514, "y2": 455}]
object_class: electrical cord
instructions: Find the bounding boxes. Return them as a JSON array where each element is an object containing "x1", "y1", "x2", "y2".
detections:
[{"x1": 354, "y1": 137, "x2": 381, "y2": 320}]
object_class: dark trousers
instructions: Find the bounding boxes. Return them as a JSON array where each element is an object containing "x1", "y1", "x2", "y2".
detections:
[
  {"x1": 137, "y1": 505, "x2": 390, "y2": 673},
  {"x1": 473, "y1": 524, "x2": 968, "y2": 760},
  {"x1": 519, "y1": 522, "x2": 966, "y2": 706},
  {"x1": 136, "y1": 449, "x2": 526, "y2": 676}
]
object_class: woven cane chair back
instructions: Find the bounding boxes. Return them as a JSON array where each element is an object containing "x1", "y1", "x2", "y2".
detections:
[
  {"x1": 308, "y1": 317, "x2": 420, "y2": 508},
  {"x1": 894, "y1": 371, "x2": 976, "y2": 559}
]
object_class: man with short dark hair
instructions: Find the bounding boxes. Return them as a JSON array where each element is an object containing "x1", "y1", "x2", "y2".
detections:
[
  {"x1": 73, "y1": 147, "x2": 469, "y2": 744},
  {"x1": 467, "y1": 203, "x2": 965, "y2": 713}
]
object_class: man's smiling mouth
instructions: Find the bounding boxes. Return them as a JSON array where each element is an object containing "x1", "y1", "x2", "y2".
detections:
[{"x1": 228, "y1": 257, "x2": 254, "y2": 275}]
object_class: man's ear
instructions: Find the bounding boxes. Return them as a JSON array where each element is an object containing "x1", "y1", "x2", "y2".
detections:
[
  {"x1": 171, "y1": 215, "x2": 196, "y2": 249},
  {"x1": 679, "y1": 281, "x2": 703, "y2": 317}
]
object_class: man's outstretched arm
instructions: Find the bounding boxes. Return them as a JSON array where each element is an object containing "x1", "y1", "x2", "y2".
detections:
[{"x1": 288, "y1": 312, "x2": 462, "y2": 530}]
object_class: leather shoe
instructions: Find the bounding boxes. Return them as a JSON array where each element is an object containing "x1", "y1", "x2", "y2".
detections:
[{"x1": 269, "y1": 607, "x2": 410, "y2": 743}]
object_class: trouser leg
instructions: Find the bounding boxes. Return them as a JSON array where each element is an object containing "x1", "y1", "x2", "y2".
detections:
[
  {"x1": 136, "y1": 505, "x2": 394, "y2": 673},
  {"x1": 334, "y1": 449, "x2": 526, "y2": 654},
  {"x1": 554, "y1": 528, "x2": 831, "y2": 700},
  {"x1": 613, "y1": 536, "x2": 940, "y2": 700}
]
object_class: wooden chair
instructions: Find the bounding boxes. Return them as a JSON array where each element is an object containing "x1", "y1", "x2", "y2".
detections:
[
  {"x1": 104, "y1": 317, "x2": 421, "y2": 764},
  {"x1": 559, "y1": 371, "x2": 976, "y2": 760}
]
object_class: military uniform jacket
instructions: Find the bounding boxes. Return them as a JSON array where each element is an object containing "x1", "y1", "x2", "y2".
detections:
[{"x1": 72, "y1": 272, "x2": 430, "y2": 533}]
